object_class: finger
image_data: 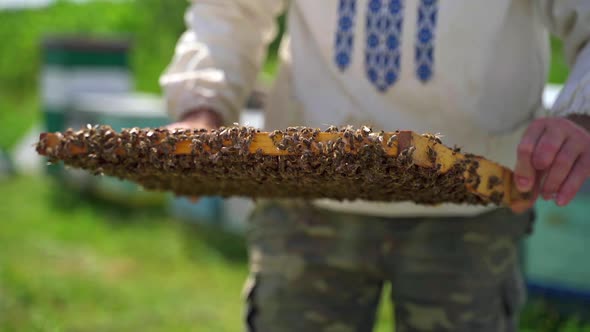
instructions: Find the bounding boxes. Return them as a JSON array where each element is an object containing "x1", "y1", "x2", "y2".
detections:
[
  {"x1": 541, "y1": 138, "x2": 583, "y2": 199},
  {"x1": 556, "y1": 155, "x2": 590, "y2": 207},
  {"x1": 514, "y1": 120, "x2": 546, "y2": 192},
  {"x1": 532, "y1": 123, "x2": 567, "y2": 171},
  {"x1": 166, "y1": 122, "x2": 187, "y2": 130},
  {"x1": 511, "y1": 170, "x2": 543, "y2": 214}
]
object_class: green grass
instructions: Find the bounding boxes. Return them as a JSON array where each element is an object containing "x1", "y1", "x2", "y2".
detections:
[
  {"x1": 1, "y1": 176, "x2": 589, "y2": 331},
  {"x1": 0, "y1": 176, "x2": 249, "y2": 331},
  {"x1": 548, "y1": 37, "x2": 570, "y2": 84},
  {"x1": 0, "y1": 94, "x2": 40, "y2": 151}
]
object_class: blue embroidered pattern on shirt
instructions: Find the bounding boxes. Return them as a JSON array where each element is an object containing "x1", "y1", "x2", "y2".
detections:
[
  {"x1": 365, "y1": 0, "x2": 405, "y2": 92},
  {"x1": 335, "y1": 0, "x2": 357, "y2": 71},
  {"x1": 415, "y1": 0, "x2": 438, "y2": 82}
]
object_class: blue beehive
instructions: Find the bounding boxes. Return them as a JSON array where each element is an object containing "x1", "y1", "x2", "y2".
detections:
[
  {"x1": 169, "y1": 196, "x2": 223, "y2": 226},
  {"x1": 524, "y1": 181, "x2": 590, "y2": 315}
]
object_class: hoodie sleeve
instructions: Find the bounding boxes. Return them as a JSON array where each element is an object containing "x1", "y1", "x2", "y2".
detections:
[
  {"x1": 159, "y1": 0, "x2": 288, "y2": 124},
  {"x1": 537, "y1": 0, "x2": 590, "y2": 117}
]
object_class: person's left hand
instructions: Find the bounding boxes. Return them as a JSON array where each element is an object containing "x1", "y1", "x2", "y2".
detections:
[{"x1": 511, "y1": 116, "x2": 590, "y2": 213}]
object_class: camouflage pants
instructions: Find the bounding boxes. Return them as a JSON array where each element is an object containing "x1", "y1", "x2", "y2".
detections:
[{"x1": 242, "y1": 200, "x2": 534, "y2": 332}]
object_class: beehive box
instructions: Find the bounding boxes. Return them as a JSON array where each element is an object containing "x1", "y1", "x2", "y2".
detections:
[{"x1": 524, "y1": 186, "x2": 590, "y2": 311}]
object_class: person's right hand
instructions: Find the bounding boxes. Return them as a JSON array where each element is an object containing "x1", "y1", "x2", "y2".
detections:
[{"x1": 511, "y1": 115, "x2": 590, "y2": 214}]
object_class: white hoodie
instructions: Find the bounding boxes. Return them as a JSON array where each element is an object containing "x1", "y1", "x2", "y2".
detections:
[{"x1": 160, "y1": 0, "x2": 590, "y2": 217}]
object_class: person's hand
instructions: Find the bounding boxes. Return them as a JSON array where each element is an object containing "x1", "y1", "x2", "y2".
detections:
[
  {"x1": 511, "y1": 115, "x2": 590, "y2": 213},
  {"x1": 166, "y1": 107, "x2": 223, "y2": 131}
]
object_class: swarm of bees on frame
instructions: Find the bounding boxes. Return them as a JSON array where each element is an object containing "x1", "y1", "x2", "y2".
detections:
[{"x1": 36, "y1": 124, "x2": 503, "y2": 205}]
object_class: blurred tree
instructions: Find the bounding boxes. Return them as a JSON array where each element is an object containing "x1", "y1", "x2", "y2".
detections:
[
  {"x1": 0, "y1": 0, "x2": 284, "y2": 94},
  {"x1": 129, "y1": 0, "x2": 189, "y2": 92},
  {"x1": 130, "y1": 0, "x2": 285, "y2": 92}
]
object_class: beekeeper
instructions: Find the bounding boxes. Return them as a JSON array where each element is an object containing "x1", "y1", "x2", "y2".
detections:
[{"x1": 160, "y1": 1, "x2": 590, "y2": 331}]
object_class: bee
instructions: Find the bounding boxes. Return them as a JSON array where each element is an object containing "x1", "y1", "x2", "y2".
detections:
[
  {"x1": 326, "y1": 125, "x2": 338, "y2": 133},
  {"x1": 287, "y1": 145, "x2": 297, "y2": 154},
  {"x1": 281, "y1": 135, "x2": 294, "y2": 146},
  {"x1": 316, "y1": 141, "x2": 324, "y2": 153},
  {"x1": 421, "y1": 133, "x2": 438, "y2": 143},
  {"x1": 209, "y1": 152, "x2": 221, "y2": 163},
  {"x1": 487, "y1": 175, "x2": 502, "y2": 189},
  {"x1": 278, "y1": 156, "x2": 287, "y2": 172},
  {"x1": 238, "y1": 142, "x2": 250, "y2": 156},
  {"x1": 217, "y1": 128, "x2": 227, "y2": 140},
  {"x1": 473, "y1": 176, "x2": 481, "y2": 190},
  {"x1": 302, "y1": 138, "x2": 312, "y2": 149},
  {"x1": 269, "y1": 130, "x2": 280, "y2": 140},
  {"x1": 343, "y1": 130, "x2": 353, "y2": 140},
  {"x1": 301, "y1": 150, "x2": 313, "y2": 160},
  {"x1": 326, "y1": 140, "x2": 334, "y2": 151},
  {"x1": 165, "y1": 135, "x2": 178, "y2": 146},
  {"x1": 386, "y1": 135, "x2": 398, "y2": 148},
  {"x1": 427, "y1": 146, "x2": 437, "y2": 164},
  {"x1": 489, "y1": 191, "x2": 504, "y2": 204}
]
